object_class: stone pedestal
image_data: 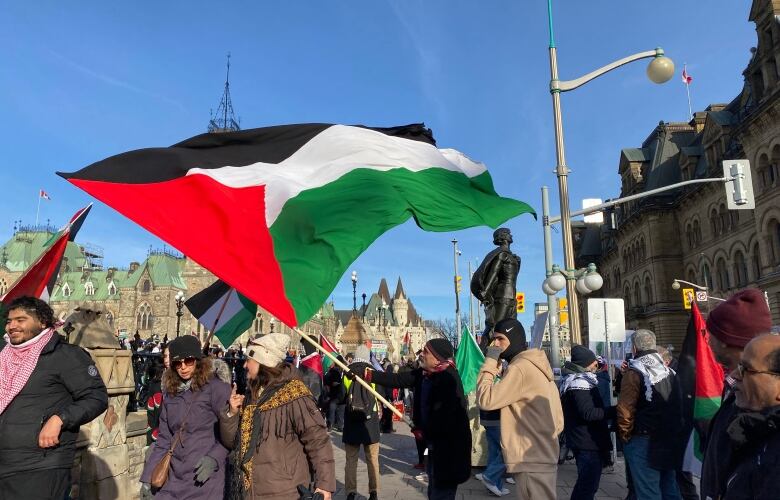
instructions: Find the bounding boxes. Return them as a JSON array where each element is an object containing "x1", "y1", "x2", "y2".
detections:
[{"x1": 66, "y1": 308, "x2": 139, "y2": 500}]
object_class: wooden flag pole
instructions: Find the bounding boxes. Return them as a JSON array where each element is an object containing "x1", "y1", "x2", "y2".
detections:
[
  {"x1": 293, "y1": 326, "x2": 412, "y2": 427},
  {"x1": 203, "y1": 288, "x2": 235, "y2": 351}
]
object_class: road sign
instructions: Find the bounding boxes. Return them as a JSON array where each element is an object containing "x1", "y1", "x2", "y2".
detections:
[
  {"x1": 516, "y1": 292, "x2": 525, "y2": 313},
  {"x1": 682, "y1": 288, "x2": 695, "y2": 310},
  {"x1": 723, "y1": 160, "x2": 755, "y2": 210},
  {"x1": 587, "y1": 298, "x2": 626, "y2": 343},
  {"x1": 696, "y1": 290, "x2": 708, "y2": 303}
]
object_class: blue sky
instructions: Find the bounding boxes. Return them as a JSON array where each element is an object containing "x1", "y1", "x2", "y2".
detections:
[{"x1": 0, "y1": 1, "x2": 755, "y2": 325}]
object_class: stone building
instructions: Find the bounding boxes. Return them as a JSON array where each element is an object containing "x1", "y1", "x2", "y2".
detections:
[
  {"x1": 0, "y1": 228, "x2": 331, "y2": 347},
  {"x1": 578, "y1": 0, "x2": 780, "y2": 349},
  {"x1": 332, "y1": 277, "x2": 427, "y2": 362}
]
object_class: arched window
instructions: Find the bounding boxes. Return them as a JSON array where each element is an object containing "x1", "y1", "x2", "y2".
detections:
[
  {"x1": 0, "y1": 278, "x2": 6, "y2": 296},
  {"x1": 107, "y1": 281, "x2": 117, "y2": 295},
  {"x1": 136, "y1": 303, "x2": 153, "y2": 330},
  {"x1": 142, "y1": 279, "x2": 151, "y2": 293},
  {"x1": 752, "y1": 243, "x2": 762, "y2": 280},
  {"x1": 640, "y1": 239, "x2": 647, "y2": 261},
  {"x1": 644, "y1": 277, "x2": 653, "y2": 304},
  {"x1": 710, "y1": 209, "x2": 720, "y2": 237},
  {"x1": 686, "y1": 267, "x2": 697, "y2": 284},
  {"x1": 84, "y1": 281, "x2": 95, "y2": 296},
  {"x1": 634, "y1": 281, "x2": 641, "y2": 309},
  {"x1": 719, "y1": 205, "x2": 729, "y2": 233},
  {"x1": 253, "y1": 313, "x2": 264, "y2": 334},
  {"x1": 686, "y1": 224, "x2": 693, "y2": 249},
  {"x1": 716, "y1": 259, "x2": 730, "y2": 291},
  {"x1": 624, "y1": 286, "x2": 631, "y2": 310},
  {"x1": 702, "y1": 263, "x2": 713, "y2": 289},
  {"x1": 693, "y1": 220, "x2": 702, "y2": 246},
  {"x1": 61, "y1": 283, "x2": 71, "y2": 297},
  {"x1": 759, "y1": 153, "x2": 772, "y2": 190},
  {"x1": 734, "y1": 251, "x2": 748, "y2": 287},
  {"x1": 106, "y1": 311, "x2": 114, "y2": 328},
  {"x1": 730, "y1": 210, "x2": 739, "y2": 230}
]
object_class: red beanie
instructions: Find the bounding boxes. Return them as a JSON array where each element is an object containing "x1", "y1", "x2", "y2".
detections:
[{"x1": 706, "y1": 288, "x2": 772, "y2": 348}]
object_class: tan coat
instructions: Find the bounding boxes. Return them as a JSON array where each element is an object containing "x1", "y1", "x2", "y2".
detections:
[
  {"x1": 477, "y1": 349, "x2": 564, "y2": 473},
  {"x1": 219, "y1": 378, "x2": 336, "y2": 500}
]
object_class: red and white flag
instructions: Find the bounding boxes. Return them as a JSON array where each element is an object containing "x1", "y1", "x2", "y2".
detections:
[
  {"x1": 39, "y1": 189, "x2": 51, "y2": 201},
  {"x1": 682, "y1": 66, "x2": 693, "y2": 85}
]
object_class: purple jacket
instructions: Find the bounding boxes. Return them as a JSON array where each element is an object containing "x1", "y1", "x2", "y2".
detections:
[{"x1": 141, "y1": 375, "x2": 231, "y2": 499}]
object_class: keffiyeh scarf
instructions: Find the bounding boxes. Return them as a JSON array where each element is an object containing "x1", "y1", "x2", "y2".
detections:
[
  {"x1": 629, "y1": 353, "x2": 674, "y2": 402},
  {"x1": 0, "y1": 328, "x2": 55, "y2": 414}
]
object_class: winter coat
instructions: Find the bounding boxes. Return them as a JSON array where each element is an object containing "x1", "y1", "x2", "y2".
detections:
[
  {"x1": 370, "y1": 365, "x2": 471, "y2": 488},
  {"x1": 219, "y1": 366, "x2": 336, "y2": 500},
  {"x1": 559, "y1": 367, "x2": 615, "y2": 454},
  {"x1": 0, "y1": 333, "x2": 108, "y2": 478},
  {"x1": 342, "y1": 361, "x2": 381, "y2": 446},
  {"x1": 700, "y1": 388, "x2": 738, "y2": 500},
  {"x1": 146, "y1": 379, "x2": 163, "y2": 445},
  {"x1": 477, "y1": 349, "x2": 564, "y2": 474},
  {"x1": 140, "y1": 363, "x2": 232, "y2": 499},
  {"x1": 324, "y1": 366, "x2": 345, "y2": 404},
  {"x1": 616, "y1": 350, "x2": 684, "y2": 470},
  {"x1": 722, "y1": 405, "x2": 780, "y2": 500}
]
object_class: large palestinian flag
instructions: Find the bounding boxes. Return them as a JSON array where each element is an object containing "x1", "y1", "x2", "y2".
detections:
[
  {"x1": 59, "y1": 124, "x2": 533, "y2": 326},
  {"x1": 677, "y1": 301, "x2": 725, "y2": 476}
]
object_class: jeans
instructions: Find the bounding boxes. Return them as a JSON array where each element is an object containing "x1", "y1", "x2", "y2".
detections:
[
  {"x1": 623, "y1": 436, "x2": 681, "y2": 500},
  {"x1": 427, "y1": 446, "x2": 458, "y2": 500},
  {"x1": 571, "y1": 449, "x2": 603, "y2": 500},
  {"x1": 328, "y1": 400, "x2": 345, "y2": 430},
  {"x1": 483, "y1": 425, "x2": 506, "y2": 489}
]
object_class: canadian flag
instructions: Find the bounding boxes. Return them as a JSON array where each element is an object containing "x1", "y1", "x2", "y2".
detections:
[
  {"x1": 682, "y1": 65, "x2": 693, "y2": 85},
  {"x1": 39, "y1": 189, "x2": 51, "y2": 200}
]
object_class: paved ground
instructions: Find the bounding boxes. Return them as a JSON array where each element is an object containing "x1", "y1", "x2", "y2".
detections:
[{"x1": 328, "y1": 425, "x2": 628, "y2": 500}]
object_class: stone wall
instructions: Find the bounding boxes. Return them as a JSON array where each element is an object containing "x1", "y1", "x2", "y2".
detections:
[{"x1": 126, "y1": 411, "x2": 149, "y2": 500}]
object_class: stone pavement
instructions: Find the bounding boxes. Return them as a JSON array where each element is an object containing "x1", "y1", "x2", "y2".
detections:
[{"x1": 329, "y1": 425, "x2": 628, "y2": 500}]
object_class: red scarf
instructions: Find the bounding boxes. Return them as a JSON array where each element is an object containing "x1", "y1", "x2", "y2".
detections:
[{"x1": 0, "y1": 328, "x2": 55, "y2": 414}]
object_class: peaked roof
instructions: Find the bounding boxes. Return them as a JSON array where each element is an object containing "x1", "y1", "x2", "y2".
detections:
[
  {"x1": 377, "y1": 278, "x2": 392, "y2": 304},
  {"x1": 1, "y1": 231, "x2": 86, "y2": 273},
  {"x1": 393, "y1": 277, "x2": 406, "y2": 299}
]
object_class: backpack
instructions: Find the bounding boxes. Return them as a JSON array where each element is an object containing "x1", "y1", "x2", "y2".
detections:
[{"x1": 345, "y1": 379, "x2": 375, "y2": 421}]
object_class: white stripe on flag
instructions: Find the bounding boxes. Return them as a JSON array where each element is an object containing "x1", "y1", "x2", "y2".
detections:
[{"x1": 198, "y1": 289, "x2": 246, "y2": 333}]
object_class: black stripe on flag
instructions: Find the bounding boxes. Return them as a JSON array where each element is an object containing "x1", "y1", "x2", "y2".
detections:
[
  {"x1": 58, "y1": 123, "x2": 435, "y2": 184},
  {"x1": 185, "y1": 279, "x2": 231, "y2": 318}
]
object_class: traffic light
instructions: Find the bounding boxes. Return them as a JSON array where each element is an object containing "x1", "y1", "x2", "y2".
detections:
[
  {"x1": 516, "y1": 292, "x2": 525, "y2": 313},
  {"x1": 558, "y1": 297, "x2": 568, "y2": 324},
  {"x1": 455, "y1": 275, "x2": 462, "y2": 292}
]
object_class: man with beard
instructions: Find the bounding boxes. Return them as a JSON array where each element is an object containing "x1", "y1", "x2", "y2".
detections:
[
  {"x1": 477, "y1": 318, "x2": 564, "y2": 500},
  {"x1": 0, "y1": 297, "x2": 108, "y2": 500}
]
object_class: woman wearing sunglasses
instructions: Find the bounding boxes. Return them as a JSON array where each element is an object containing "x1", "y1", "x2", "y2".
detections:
[
  {"x1": 219, "y1": 333, "x2": 336, "y2": 500},
  {"x1": 140, "y1": 335, "x2": 232, "y2": 499}
]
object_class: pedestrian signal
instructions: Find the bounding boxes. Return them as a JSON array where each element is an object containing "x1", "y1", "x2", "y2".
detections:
[{"x1": 516, "y1": 292, "x2": 525, "y2": 313}]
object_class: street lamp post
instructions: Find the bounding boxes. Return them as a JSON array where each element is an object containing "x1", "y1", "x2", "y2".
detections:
[
  {"x1": 351, "y1": 270, "x2": 358, "y2": 314},
  {"x1": 174, "y1": 290, "x2": 185, "y2": 338},
  {"x1": 451, "y1": 238, "x2": 462, "y2": 345},
  {"x1": 546, "y1": 0, "x2": 674, "y2": 344}
]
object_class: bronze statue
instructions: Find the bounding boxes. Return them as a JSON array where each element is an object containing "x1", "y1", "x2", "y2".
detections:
[{"x1": 471, "y1": 228, "x2": 521, "y2": 341}]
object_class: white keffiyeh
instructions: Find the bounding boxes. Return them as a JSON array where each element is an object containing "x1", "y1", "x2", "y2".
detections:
[
  {"x1": 559, "y1": 371, "x2": 598, "y2": 396},
  {"x1": 629, "y1": 353, "x2": 674, "y2": 401}
]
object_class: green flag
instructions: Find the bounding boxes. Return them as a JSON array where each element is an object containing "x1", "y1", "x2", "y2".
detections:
[{"x1": 455, "y1": 326, "x2": 485, "y2": 394}]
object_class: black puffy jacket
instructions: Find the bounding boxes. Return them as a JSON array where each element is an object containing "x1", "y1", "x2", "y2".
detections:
[
  {"x1": 0, "y1": 334, "x2": 108, "y2": 478},
  {"x1": 723, "y1": 405, "x2": 780, "y2": 500}
]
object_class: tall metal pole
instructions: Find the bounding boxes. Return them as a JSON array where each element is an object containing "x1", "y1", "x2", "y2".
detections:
[
  {"x1": 542, "y1": 187, "x2": 561, "y2": 370},
  {"x1": 548, "y1": 0, "x2": 581, "y2": 344},
  {"x1": 452, "y1": 239, "x2": 462, "y2": 344},
  {"x1": 468, "y1": 260, "x2": 475, "y2": 336}
]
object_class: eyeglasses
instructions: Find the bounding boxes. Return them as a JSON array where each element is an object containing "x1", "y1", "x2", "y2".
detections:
[
  {"x1": 172, "y1": 357, "x2": 197, "y2": 369},
  {"x1": 738, "y1": 362, "x2": 780, "y2": 378}
]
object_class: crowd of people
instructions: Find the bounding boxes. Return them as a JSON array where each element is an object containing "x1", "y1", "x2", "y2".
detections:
[{"x1": 1, "y1": 289, "x2": 779, "y2": 500}]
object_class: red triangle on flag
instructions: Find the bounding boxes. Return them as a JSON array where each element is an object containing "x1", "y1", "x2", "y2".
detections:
[{"x1": 300, "y1": 352, "x2": 323, "y2": 378}]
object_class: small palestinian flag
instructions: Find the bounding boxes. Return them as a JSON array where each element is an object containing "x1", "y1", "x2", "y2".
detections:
[
  {"x1": 1, "y1": 204, "x2": 91, "y2": 305},
  {"x1": 60, "y1": 123, "x2": 533, "y2": 327},
  {"x1": 677, "y1": 301, "x2": 724, "y2": 476},
  {"x1": 299, "y1": 341, "x2": 323, "y2": 378},
  {"x1": 185, "y1": 280, "x2": 256, "y2": 348},
  {"x1": 320, "y1": 334, "x2": 339, "y2": 373}
]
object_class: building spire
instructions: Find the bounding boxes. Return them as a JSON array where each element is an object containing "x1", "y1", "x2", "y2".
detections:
[{"x1": 208, "y1": 53, "x2": 241, "y2": 133}]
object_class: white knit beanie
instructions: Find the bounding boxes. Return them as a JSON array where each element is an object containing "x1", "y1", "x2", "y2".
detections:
[{"x1": 247, "y1": 333, "x2": 290, "y2": 367}]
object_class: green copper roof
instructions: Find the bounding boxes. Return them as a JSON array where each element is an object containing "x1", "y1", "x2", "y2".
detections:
[
  {"x1": 52, "y1": 269, "x2": 122, "y2": 301},
  {"x1": 0, "y1": 231, "x2": 86, "y2": 272}
]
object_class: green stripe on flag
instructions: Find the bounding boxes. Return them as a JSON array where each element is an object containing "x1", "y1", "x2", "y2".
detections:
[
  {"x1": 455, "y1": 326, "x2": 485, "y2": 394},
  {"x1": 270, "y1": 168, "x2": 534, "y2": 324}
]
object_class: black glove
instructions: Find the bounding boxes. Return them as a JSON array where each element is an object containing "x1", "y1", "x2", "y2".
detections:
[
  {"x1": 486, "y1": 346, "x2": 503, "y2": 361},
  {"x1": 297, "y1": 484, "x2": 325, "y2": 500},
  {"x1": 194, "y1": 456, "x2": 218, "y2": 483}
]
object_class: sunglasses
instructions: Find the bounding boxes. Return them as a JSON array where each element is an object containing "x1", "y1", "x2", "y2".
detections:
[
  {"x1": 738, "y1": 362, "x2": 780, "y2": 378},
  {"x1": 172, "y1": 357, "x2": 197, "y2": 369}
]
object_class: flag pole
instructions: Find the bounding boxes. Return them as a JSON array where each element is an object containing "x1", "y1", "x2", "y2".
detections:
[
  {"x1": 684, "y1": 63, "x2": 693, "y2": 120},
  {"x1": 203, "y1": 287, "x2": 234, "y2": 349},
  {"x1": 293, "y1": 326, "x2": 412, "y2": 426},
  {"x1": 35, "y1": 192, "x2": 41, "y2": 226}
]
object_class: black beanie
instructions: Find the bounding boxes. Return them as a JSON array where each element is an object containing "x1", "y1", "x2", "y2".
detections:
[
  {"x1": 425, "y1": 338, "x2": 454, "y2": 360},
  {"x1": 168, "y1": 335, "x2": 204, "y2": 361},
  {"x1": 494, "y1": 318, "x2": 527, "y2": 361},
  {"x1": 570, "y1": 344, "x2": 597, "y2": 368}
]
